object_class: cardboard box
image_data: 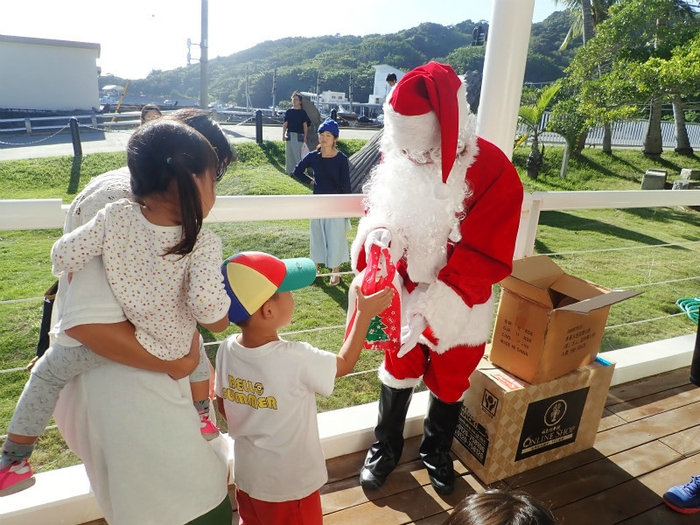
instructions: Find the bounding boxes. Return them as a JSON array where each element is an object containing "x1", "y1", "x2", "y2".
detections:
[
  {"x1": 452, "y1": 357, "x2": 615, "y2": 485},
  {"x1": 489, "y1": 255, "x2": 639, "y2": 384}
]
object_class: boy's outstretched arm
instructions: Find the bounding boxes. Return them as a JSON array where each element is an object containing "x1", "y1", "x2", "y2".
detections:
[
  {"x1": 66, "y1": 321, "x2": 200, "y2": 379},
  {"x1": 336, "y1": 286, "x2": 394, "y2": 377}
]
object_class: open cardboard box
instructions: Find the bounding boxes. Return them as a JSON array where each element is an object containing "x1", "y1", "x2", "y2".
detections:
[
  {"x1": 452, "y1": 356, "x2": 615, "y2": 485},
  {"x1": 489, "y1": 255, "x2": 639, "y2": 384}
]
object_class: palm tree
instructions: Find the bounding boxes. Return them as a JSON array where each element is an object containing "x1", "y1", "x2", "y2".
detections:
[
  {"x1": 644, "y1": 95, "x2": 664, "y2": 157},
  {"x1": 556, "y1": 0, "x2": 615, "y2": 49},
  {"x1": 643, "y1": 1, "x2": 697, "y2": 157},
  {"x1": 515, "y1": 84, "x2": 561, "y2": 179},
  {"x1": 555, "y1": 0, "x2": 616, "y2": 152}
]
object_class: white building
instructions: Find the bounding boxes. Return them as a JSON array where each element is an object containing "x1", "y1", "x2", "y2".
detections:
[
  {"x1": 302, "y1": 65, "x2": 404, "y2": 119},
  {"x1": 367, "y1": 64, "x2": 404, "y2": 105},
  {"x1": 0, "y1": 34, "x2": 100, "y2": 111},
  {"x1": 319, "y1": 90, "x2": 349, "y2": 106},
  {"x1": 300, "y1": 90, "x2": 349, "y2": 110}
]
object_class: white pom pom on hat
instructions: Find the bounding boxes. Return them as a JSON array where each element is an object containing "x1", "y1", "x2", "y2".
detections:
[
  {"x1": 387, "y1": 62, "x2": 462, "y2": 185},
  {"x1": 433, "y1": 182, "x2": 452, "y2": 200}
]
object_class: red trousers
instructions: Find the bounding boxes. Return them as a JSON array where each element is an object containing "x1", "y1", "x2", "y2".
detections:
[{"x1": 383, "y1": 341, "x2": 485, "y2": 403}]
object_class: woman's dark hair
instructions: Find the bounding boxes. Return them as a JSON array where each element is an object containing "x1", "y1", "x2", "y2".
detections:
[
  {"x1": 386, "y1": 72, "x2": 397, "y2": 83},
  {"x1": 165, "y1": 108, "x2": 235, "y2": 180},
  {"x1": 442, "y1": 490, "x2": 556, "y2": 525},
  {"x1": 127, "y1": 119, "x2": 218, "y2": 256}
]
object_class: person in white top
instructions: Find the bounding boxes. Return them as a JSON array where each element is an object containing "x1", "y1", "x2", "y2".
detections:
[
  {"x1": 53, "y1": 109, "x2": 234, "y2": 525},
  {"x1": 215, "y1": 251, "x2": 393, "y2": 525},
  {"x1": 0, "y1": 119, "x2": 231, "y2": 499}
]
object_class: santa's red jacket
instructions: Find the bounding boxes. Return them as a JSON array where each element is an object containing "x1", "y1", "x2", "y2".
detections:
[{"x1": 352, "y1": 137, "x2": 523, "y2": 355}]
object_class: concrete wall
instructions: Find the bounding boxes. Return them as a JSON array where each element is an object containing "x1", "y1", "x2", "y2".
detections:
[{"x1": 0, "y1": 35, "x2": 100, "y2": 111}]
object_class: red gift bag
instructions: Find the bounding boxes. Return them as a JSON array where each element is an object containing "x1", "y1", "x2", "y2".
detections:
[{"x1": 345, "y1": 244, "x2": 402, "y2": 351}]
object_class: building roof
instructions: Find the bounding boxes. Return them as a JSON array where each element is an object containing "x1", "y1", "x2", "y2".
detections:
[{"x1": 0, "y1": 34, "x2": 100, "y2": 57}]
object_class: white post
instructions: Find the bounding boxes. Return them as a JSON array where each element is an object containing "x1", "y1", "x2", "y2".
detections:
[
  {"x1": 200, "y1": 0, "x2": 209, "y2": 109},
  {"x1": 476, "y1": 0, "x2": 535, "y2": 159}
]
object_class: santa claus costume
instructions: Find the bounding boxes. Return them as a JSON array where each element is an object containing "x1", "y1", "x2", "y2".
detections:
[{"x1": 351, "y1": 62, "x2": 523, "y2": 494}]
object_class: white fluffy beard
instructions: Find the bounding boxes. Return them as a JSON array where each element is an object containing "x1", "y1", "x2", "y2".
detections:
[{"x1": 362, "y1": 152, "x2": 470, "y2": 284}]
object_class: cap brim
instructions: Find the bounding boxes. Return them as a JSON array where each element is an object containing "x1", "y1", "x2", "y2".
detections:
[{"x1": 278, "y1": 257, "x2": 317, "y2": 292}]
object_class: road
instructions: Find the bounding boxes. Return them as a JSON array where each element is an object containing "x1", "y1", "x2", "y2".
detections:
[{"x1": 0, "y1": 124, "x2": 381, "y2": 161}]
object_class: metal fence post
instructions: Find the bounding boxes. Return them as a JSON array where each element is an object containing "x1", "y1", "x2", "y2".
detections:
[
  {"x1": 255, "y1": 110, "x2": 263, "y2": 144},
  {"x1": 69, "y1": 117, "x2": 82, "y2": 157}
]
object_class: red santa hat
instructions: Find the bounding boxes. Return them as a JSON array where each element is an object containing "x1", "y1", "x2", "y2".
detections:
[{"x1": 387, "y1": 62, "x2": 463, "y2": 184}]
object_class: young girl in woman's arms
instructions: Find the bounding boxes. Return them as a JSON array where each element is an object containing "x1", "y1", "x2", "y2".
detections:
[{"x1": 0, "y1": 119, "x2": 231, "y2": 495}]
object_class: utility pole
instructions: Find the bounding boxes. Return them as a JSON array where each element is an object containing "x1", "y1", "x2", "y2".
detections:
[
  {"x1": 271, "y1": 67, "x2": 277, "y2": 111},
  {"x1": 245, "y1": 70, "x2": 252, "y2": 110},
  {"x1": 349, "y1": 72, "x2": 354, "y2": 113},
  {"x1": 200, "y1": 0, "x2": 208, "y2": 109}
]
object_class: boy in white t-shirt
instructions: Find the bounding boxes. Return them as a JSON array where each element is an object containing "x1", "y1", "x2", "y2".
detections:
[{"x1": 215, "y1": 251, "x2": 393, "y2": 525}]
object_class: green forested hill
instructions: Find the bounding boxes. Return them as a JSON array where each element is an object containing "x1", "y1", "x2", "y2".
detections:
[{"x1": 105, "y1": 11, "x2": 577, "y2": 108}]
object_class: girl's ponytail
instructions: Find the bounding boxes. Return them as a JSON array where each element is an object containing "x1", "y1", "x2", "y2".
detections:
[{"x1": 166, "y1": 154, "x2": 203, "y2": 255}]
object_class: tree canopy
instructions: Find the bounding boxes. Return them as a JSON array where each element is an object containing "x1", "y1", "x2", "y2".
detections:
[{"x1": 101, "y1": 15, "x2": 573, "y2": 107}]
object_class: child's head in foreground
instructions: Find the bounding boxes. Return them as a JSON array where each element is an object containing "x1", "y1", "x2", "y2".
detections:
[
  {"x1": 442, "y1": 490, "x2": 556, "y2": 525},
  {"x1": 222, "y1": 251, "x2": 317, "y2": 329},
  {"x1": 127, "y1": 119, "x2": 219, "y2": 256}
]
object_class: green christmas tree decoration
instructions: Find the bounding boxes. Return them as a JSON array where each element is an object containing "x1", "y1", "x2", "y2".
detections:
[{"x1": 366, "y1": 315, "x2": 390, "y2": 342}]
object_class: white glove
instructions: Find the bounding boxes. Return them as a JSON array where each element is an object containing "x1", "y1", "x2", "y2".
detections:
[
  {"x1": 398, "y1": 314, "x2": 427, "y2": 358},
  {"x1": 364, "y1": 228, "x2": 392, "y2": 255}
]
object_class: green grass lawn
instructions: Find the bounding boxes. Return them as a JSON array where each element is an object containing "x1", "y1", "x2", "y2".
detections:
[{"x1": 2, "y1": 140, "x2": 700, "y2": 473}]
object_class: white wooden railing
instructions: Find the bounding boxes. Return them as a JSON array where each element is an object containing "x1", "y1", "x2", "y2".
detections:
[
  {"x1": 6, "y1": 190, "x2": 700, "y2": 259},
  {"x1": 0, "y1": 190, "x2": 699, "y2": 524}
]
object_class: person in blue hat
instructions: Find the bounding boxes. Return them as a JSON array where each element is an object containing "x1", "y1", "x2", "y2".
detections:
[
  {"x1": 292, "y1": 117, "x2": 351, "y2": 286},
  {"x1": 215, "y1": 251, "x2": 393, "y2": 525}
]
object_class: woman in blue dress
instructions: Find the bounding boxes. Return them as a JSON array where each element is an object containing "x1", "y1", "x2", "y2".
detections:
[{"x1": 293, "y1": 118, "x2": 350, "y2": 286}]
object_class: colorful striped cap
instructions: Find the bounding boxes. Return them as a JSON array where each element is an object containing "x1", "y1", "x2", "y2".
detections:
[{"x1": 221, "y1": 251, "x2": 316, "y2": 323}]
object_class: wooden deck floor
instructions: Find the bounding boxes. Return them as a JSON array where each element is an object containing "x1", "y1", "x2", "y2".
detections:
[
  {"x1": 85, "y1": 366, "x2": 700, "y2": 524},
  {"x1": 319, "y1": 366, "x2": 700, "y2": 525}
]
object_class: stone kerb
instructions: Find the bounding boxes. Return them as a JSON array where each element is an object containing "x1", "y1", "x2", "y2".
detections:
[
  {"x1": 680, "y1": 168, "x2": 700, "y2": 181},
  {"x1": 641, "y1": 169, "x2": 667, "y2": 190}
]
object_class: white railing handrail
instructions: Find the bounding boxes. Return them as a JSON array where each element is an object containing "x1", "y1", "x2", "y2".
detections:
[
  {"x1": 516, "y1": 190, "x2": 700, "y2": 258},
  {"x1": 4, "y1": 190, "x2": 700, "y2": 261},
  {"x1": 0, "y1": 195, "x2": 368, "y2": 232}
]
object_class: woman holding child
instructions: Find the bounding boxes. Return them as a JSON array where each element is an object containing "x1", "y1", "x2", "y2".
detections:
[{"x1": 28, "y1": 110, "x2": 235, "y2": 525}]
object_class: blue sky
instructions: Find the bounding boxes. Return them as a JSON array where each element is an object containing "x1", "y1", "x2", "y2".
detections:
[{"x1": 0, "y1": 0, "x2": 561, "y2": 79}]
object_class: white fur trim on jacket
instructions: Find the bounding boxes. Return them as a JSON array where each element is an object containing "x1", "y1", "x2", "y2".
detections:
[
  {"x1": 351, "y1": 216, "x2": 405, "y2": 274},
  {"x1": 413, "y1": 281, "x2": 494, "y2": 354},
  {"x1": 378, "y1": 362, "x2": 423, "y2": 390}
]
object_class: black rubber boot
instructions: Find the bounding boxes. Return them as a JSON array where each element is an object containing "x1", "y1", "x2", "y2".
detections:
[
  {"x1": 419, "y1": 393, "x2": 463, "y2": 495},
  {"x1": 359, "y1": 385, "x2": 413, "y2": 490}
]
